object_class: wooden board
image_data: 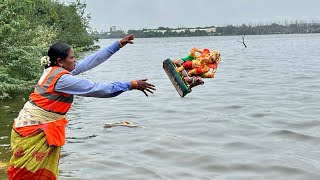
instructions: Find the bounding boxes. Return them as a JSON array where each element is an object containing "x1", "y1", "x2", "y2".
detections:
[{"x1": 162, "y1": 59, "x2": 191, "y2": 97}]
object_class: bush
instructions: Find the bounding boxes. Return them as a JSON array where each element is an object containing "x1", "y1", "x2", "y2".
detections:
[{"x1": 0, "y1": 0, "x2": 97, "y2": 100}]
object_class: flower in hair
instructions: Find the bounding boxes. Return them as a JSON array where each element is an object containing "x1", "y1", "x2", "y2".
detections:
[{"x1": 40, "y1": 56, "x2": 51, "y2": 67}]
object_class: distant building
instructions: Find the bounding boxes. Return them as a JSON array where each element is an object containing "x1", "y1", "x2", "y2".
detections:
[
  {"x1": 110, "y1": 26, "x2": 116, "y2": 32},
  {"x1": 143, "y1": 29, "x2": 167, "y2": 33},
  {"x1": 143, "y1": 26, "x2": 216, "y2": 34}
]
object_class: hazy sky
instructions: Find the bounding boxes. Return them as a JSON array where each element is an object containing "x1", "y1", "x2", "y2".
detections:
[{"x1": 65, "y1": 0, "x2": 320, "y2": 31}]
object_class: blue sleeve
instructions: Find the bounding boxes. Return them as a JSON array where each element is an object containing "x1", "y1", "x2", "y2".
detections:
[
  {"x1": 54, "y1": 74, "x2": 132, "y2": 98},
  {"x1": 71, "y1": 41, "x2": 120, "y2": 75}
]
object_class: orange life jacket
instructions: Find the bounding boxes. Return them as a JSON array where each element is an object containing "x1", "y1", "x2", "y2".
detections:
[
  {"x1": 14, "y1": 66, "x2": 73, "y2": 146},
  {"x1": 29, "y1": 66, "x2": 73, "y2": 115}
]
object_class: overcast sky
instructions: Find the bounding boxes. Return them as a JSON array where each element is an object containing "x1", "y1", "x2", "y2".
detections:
[{"x1": 65, "y1": 0, "x2": 320, "y2": 31}]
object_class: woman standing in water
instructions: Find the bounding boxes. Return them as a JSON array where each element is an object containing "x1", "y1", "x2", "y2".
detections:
[{"x1": 6, "y1": 34, "x2": 156, "y2": 179}]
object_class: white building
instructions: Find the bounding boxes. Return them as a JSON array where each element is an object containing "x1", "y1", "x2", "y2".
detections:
[
  {"x1": 144, "y1": 26, "x2": 216, "y2": 34},
  {"x1": 110, "y1": 26, "x2": 116, "y2": 32}
]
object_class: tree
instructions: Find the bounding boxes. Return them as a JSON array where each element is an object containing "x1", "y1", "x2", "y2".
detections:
[{"x1": 0, "y1": 0, "x2": 97, "y2": 100}]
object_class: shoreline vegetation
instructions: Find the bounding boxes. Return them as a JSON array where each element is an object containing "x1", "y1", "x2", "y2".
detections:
[
  {"x1": 0, "y1": 0, "x2": 98, "y2": 101},
  {"x1": 92, "y1": 21, "x2": 320, "y2": 39}
]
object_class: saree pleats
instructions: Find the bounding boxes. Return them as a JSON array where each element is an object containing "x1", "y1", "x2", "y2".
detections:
[{"x1": 7, "y1": 130, "x2": 60, "y2": 180}]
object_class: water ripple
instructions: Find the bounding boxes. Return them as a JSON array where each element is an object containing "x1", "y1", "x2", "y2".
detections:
[{"x1": 57, "y1": 34, "x2": 320, "y2": 180}]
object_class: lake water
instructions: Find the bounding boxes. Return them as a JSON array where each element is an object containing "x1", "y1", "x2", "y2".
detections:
[{"x1": 1, "y1": 34, "x2": 320, "y2": 180}]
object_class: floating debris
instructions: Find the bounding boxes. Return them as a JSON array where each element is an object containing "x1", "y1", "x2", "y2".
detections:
[{"x1": 104, "y1": 121, "x2": 143, "y2": 128}]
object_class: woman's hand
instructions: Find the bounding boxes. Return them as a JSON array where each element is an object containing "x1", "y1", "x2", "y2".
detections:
[
  {"x1": 131, "y1": 79, "x2": 156, "y2": 97},
  {"x1": 119, "y1": 34, "x2": 135, "y2": 47}
]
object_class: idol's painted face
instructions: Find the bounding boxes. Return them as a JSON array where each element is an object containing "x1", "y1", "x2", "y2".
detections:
[
  {"x1": 60, "y1": 48, "x2": 76, "y2": 72},
  {"x1": 208, "y1": 51, "x2": 221, "y2": 63}
]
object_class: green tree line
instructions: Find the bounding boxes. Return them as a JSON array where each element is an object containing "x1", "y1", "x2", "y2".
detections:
[
  {"x1": 217, "y1": 22, "x2": 320, "y2": 35},
  {"x1": 0, "y1": 0, "x2": 97, "y2": 100},
  {"x1": 93, "y1": 21, "x2": 320, "y2": 39}
]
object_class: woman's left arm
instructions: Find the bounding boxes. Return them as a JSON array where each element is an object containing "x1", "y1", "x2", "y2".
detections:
[
  {"x1": 72, "y1": 34, "x2": 135, "y2": 76},
  {"x1": 71, "y1": 41, "x2": 120, "y2": 75}
]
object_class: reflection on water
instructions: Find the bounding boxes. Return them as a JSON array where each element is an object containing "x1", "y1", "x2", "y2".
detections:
[
  {"x1": 0, "y1": 98, "x2": 26, "y2": 179},
  {"x1": 1, "y1": 34, "x2": 320, "y2": 180}
]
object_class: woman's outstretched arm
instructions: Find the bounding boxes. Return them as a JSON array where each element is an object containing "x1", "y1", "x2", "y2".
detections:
[{"x1": 72, "y1": 34, "x2": 135, "y2": 75}]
